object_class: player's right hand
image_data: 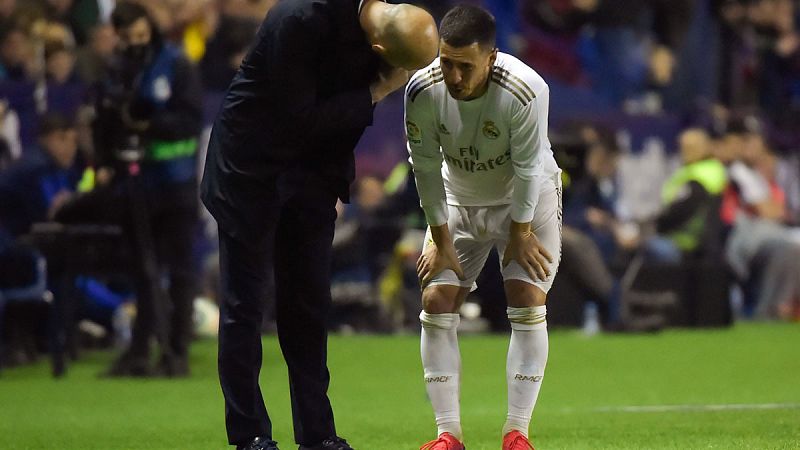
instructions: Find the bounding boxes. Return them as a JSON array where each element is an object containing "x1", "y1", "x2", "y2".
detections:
[
  {"x1": 370, "y1": 65, "x2": 410, "y2": 104},
  {"x1": 416, "y1": 239, "x2": 465, "y2": 288},
  {"x1": 503, "y1": 229, "x2": 553, "y2": 281}
]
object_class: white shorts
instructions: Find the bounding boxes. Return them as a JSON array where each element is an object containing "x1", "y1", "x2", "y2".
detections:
[{"x1": 424, "y1": 172, "x2": 562, "y2": 294}]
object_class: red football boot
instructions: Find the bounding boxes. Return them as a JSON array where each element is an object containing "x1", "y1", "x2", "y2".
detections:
[
  {"x1": 419, "y1": 432, "x2": 465, "y2": 450},
  {"x1": 502, "y1": 430, "x2": 535, "y2": 450}
]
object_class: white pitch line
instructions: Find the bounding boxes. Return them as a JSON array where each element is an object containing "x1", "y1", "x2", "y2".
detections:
[{"x1": 584, "y1": 403, "x2": 800, "y2": 413}]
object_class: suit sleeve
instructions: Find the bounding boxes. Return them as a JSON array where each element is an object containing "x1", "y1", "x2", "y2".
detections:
[
  {"x1": 404, "y1": 85, "x2": 447, "y2": 227},
  {"x1": 268, "y1": 14, "x2": 375, "y2": 138},
  {"x1": 509, "y1": 95, "x2": 545, "y2": 224}
]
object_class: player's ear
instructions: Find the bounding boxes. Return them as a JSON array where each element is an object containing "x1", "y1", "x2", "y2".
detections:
[
  {"x1": 488, "y1": 48, "x2": 498, "y2": 66},
  {"x1": 372, "y1": 43, "x2": 387, "y2": 57}
]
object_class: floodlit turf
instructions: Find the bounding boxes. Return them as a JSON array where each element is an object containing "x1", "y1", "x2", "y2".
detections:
[{"x1": 1, "y1": 322, "x2": 799, "y2": 449}]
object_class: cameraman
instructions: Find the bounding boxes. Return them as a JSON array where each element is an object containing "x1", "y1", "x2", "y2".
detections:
[{"x1": 90, "y1": 2, "x2": 203, "y2": 377}]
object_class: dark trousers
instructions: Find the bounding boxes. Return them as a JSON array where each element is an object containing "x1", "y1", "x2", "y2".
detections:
[
  {"x1": 128, "y1": 200, "x2": 197, "y2": 359},
  {"x1": 218, "y1": 179, "x2": 338, "y2": 447},
  {"x1": 54, "y1": 180, "x2": 198, "y2": 360}
]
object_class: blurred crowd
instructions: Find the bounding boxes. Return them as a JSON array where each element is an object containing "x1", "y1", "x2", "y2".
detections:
[{"x1": 0, "y1": 0, "x2": 798, "y2": 374}]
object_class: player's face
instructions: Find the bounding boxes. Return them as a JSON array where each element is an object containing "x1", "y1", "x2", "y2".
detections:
[{"x1": 439, "y1": 41, "x2": 496, "y2": 101}]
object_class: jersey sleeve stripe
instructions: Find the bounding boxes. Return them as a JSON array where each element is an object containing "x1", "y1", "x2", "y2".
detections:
[
  {"x1": 490, "y1": 74, "x2": 532, "y2": 106},
  {"x1": 407, "y1": 67, "x2": 443, "y2": 97},
  {"x1": 409, "y1": 75, "x2": 444, "y2": 101},
  {"x1": 492, "y1": 67, "x2": 536, "y2": 100}
]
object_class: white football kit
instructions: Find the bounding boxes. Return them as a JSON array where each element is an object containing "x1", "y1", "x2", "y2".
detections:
[{"x1": 405, "y1": 52, "x2": 562, "y2": 292}]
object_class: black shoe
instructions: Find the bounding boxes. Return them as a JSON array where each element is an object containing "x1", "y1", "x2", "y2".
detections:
[
  {"x1": 237, "y1": 436, "x2": 279, "y2": 450},
  {"x1": 299, "y1": 436, "x2": 354, "y2": 450}
]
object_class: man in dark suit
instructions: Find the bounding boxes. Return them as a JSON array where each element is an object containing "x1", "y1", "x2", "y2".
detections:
[{"x1": 200, "y1": 1, "x2": 438, "y2": 449}]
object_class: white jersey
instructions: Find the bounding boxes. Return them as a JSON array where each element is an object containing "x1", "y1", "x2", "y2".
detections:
[{"x1": 404, "y1": 52, "x2": 559, "y2": 227}]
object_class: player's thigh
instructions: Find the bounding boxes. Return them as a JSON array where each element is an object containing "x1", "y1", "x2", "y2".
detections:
[
  {"x1": 423, "y1": 207, "x2": 495, "y2": 289},
  {"x1": 497, "y1": 174, "x2": 563, "y2": 296},
  {"x1": 421, "y1": 284, "x2": 471, "y2": 313}
]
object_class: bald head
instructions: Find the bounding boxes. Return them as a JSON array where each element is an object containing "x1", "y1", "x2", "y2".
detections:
[
  {"x1": 679, "y1": 128, "x2": 711, "y2": 164},
  {"x1": 361, "y1": 1, "x2": 438, "y2": 70}
]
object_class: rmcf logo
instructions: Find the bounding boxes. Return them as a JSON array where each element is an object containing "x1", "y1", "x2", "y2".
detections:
[{"x1": 514, "y1": 374, "x2": 542, "y2": 382}]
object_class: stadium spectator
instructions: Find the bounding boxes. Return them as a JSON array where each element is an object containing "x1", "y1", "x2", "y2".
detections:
[
  {"x1": 0, "y1": 26, "x2": 33, "y2": 81},
  {"x1": 0, "y1": 98, "x2": 21, "y2": 166},
  {"x1": 0, "y1": 113, "x2": 81, "y2": 240},
  {"x1": 84, "y1": 1, "x2": 203, "y2": 377},
  {"x1": 74, "y1": 23, "x2": 116, "y2": 84},
  {"x1": 562, "y1": 125, "x2": 633, "y2": 263},
  {"x1": 199, "y1": 11, "x2": 258, "y2": 92},
  {"x1": 717, "y1": 121, "x2": 800, "y2": 319},
  {"x1": 520, "y1": 0, "x2": 693, "y2": 107},
  {"x1": 44, "y1": 33, "x2": 88, "y2": 117},
  {"x1": 642, "y1": 128, "x2": 727, "y2": 263}
]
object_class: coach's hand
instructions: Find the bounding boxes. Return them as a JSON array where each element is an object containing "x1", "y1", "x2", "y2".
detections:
[
  {"x1": 370, "y1": 65, "x2": 410, "y2": 104},
  {"x1": 417, "y1": 228, "x2": 464, "y2": 287},
  {"x1": 503, "y1": 221, "x2": 553, "y2": 281}
]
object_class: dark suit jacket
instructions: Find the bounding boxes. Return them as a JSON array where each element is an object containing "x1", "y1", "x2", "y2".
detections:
[{"x1": 201, "y1": 0, "x2": 381, "y2": 242}]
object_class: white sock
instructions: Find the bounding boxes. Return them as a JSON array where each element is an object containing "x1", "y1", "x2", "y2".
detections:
[
  {"x1": 504, "y1": 306, "x2": 548, "y2": 437},
  {"x1": 420, "y1": 311, "x2": 462, "y2": 441}
]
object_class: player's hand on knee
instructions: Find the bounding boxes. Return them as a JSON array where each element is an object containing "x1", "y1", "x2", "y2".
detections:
[
  {"x1": 417, "y1": 240, "x2": 465, "y2": 287},
  {"x1": 503, "y1": 230, "x2": 553, "y2": 281}
]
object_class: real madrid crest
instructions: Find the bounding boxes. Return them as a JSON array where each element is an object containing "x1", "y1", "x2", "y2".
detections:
[
  {"x1": 482, "y1": 121, "x2": 500, "y2": 139},
  {"x1": 406, "y1": 120, "x2": 422, "y2": 145}
]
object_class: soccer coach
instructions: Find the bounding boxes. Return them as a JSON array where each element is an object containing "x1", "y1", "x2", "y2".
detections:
[{"x1": 200, "y1": 1, "x2": 438, "y2": 449}]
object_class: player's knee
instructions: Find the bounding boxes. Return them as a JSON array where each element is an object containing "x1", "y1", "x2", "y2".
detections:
[
  {"x1": 507, "y1": 304, "x2": 547, "y2": 331},
  {"x1": 419, "y1": 309, "x2": 460, "y2": 330},
  {"x1": 422, "y1": 285, "x2": 461, "y2": 313},
  {"x1": 505, "y1": 279, "x2": 547, "y2": 308}
]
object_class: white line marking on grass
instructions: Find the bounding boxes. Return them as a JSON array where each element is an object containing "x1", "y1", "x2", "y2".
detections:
[{"x1": 587, "y1": 403, "x2": 800, "y2": 413}]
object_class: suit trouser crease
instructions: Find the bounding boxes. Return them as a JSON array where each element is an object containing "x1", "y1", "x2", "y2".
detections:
[{"x1": 218, "y1": 182, "x2": 337, "y2": 446}]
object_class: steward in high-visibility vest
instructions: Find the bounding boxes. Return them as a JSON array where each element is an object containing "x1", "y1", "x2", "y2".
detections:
[{"x1": 657, "y1": 129, "x2": 727, "y2": 253}]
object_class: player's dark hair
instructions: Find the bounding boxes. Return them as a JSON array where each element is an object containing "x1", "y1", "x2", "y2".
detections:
[{"x1": 440, "y1": 5, "x2": 496, "y2": 50}]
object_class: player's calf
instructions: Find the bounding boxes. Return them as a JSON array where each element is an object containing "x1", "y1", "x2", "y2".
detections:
[
  {"x1": 504, "y1": 306, "x2": 548, "y2": 438},
  {"x1": 420, "y1": 311, "x2": 463, "y2": 442}
]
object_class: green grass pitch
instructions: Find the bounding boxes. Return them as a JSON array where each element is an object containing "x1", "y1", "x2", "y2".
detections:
[{"x1": 1, "y1": 322, "x2": 798, "y2": 449}]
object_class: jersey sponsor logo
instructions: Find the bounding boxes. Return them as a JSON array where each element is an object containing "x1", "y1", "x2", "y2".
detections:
[
  {"x1": 444, "y1": 148, "x2": 511, "y2": 173},
  {"x1": 460, "y1": 146, "x2": 480, "y2": 161},
  {"x1": 425, "y1": 375, "x2": 453, "y2": 383},
  {"x1": 514, "y1": 374, "x2": 543, "y2": 382},
  {"x1": 406, "y1": 120, "x2": 422, "y2": 145},
  {"x1": 482, "y1": 121, "x2": 500, "y2": 140}
]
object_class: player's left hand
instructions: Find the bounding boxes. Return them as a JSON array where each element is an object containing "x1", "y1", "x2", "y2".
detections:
[{"x1": 503, "y1": 229, "x2": 553, "y2": 281}]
